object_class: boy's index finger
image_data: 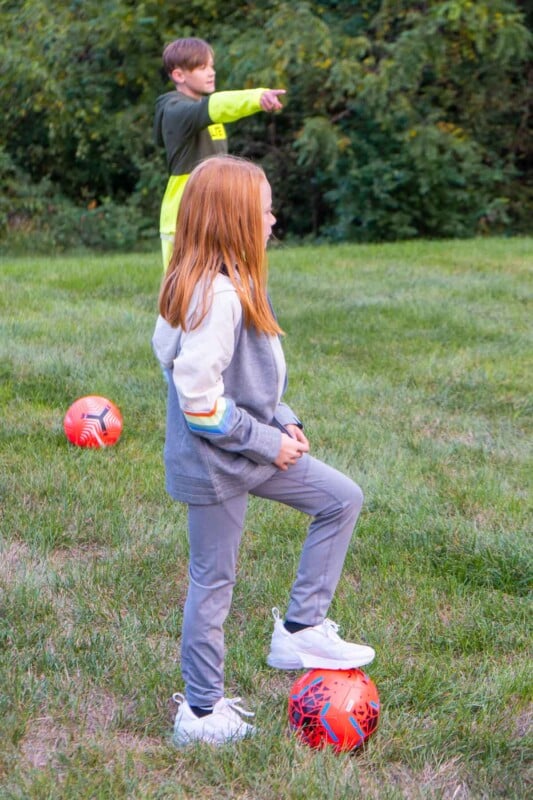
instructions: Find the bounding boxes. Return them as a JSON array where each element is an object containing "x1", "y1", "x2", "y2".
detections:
[{"x1": 260, "y1": 89, "x2": 287, "y2": 112}]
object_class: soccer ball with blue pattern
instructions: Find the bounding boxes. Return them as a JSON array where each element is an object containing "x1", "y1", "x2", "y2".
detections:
[{"x1": 288, "y1": 668, "x2": 380, "y2": 753}]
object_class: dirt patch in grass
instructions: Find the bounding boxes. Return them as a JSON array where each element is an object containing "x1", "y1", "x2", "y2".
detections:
[
  {"x1": 514, "y1": 703, "x2": 532, "y2": 739},
  {"x1": 0, "y1": 540, "x2": 109, "y2": 587},
  {"x1": 385, "y1": 757, "x2": 470, "y2": 799},
  {"x1": 20, "y1": 689, "x2": 161, "y2": 771},
  {"x1": 20, "y1": 715, "x2": 69, "y2": 769},
  {"x1": 0, "y1": 541, "x2": 33, "y2": 583},
  {"x1": 48, "y1": 544, "x2": 110, "y2": 570}
]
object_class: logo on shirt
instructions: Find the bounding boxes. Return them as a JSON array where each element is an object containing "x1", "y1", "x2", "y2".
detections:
[{"x1": 208, "y1": 123, "x2": 227, "y2": 141}]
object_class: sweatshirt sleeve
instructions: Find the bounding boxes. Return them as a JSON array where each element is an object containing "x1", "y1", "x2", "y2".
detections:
[
  {"x1": 274, "y1": 401, "x2": 303, "y2": 429},
  {"x1": 173, "y1": 284, "x2": 281, "y2": 465},
  {"x1": 207, "y1": 89, "x2": 265, "y2": 124},
  {"x1": 152, "y1": 315, "x2": 181, "y2": 369}
]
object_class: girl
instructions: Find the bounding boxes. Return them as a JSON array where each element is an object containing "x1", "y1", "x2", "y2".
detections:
[{"x1": 152, "y1": 155, "x2": 374, "y2": 746}]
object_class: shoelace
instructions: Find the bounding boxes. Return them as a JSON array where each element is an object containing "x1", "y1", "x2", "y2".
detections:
[
  {"x1": 219, "y1": 697, "x2": 255, "y2": 719},
  {"x1": 171, "y1": 692, "x2": 254, "y2": 719},
  {"x1": 319, "y1": 618, "x2": 342, "y2": 640},
  {"x1": 272, "y1": 606, "x2": 343, "y2": 641}
]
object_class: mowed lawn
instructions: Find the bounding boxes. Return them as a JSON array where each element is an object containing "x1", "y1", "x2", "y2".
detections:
[{"x1": 0, "y1": 238, "x2": 531, "y2": 799}]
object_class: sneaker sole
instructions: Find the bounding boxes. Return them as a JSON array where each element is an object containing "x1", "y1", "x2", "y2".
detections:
[
  {"x1": 267, "y1": 650, "x2": 375, "y2": 670},
  {"x1": 173, "y1": 728, "x2": 255, "y2": 747}
]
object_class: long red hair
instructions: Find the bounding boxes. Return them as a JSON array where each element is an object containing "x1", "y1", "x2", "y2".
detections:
[{"x1": 159, "y1": 155, "x2": 282, "y2": 336}]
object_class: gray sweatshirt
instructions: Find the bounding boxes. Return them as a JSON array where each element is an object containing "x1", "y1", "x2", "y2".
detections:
[{"x1": 152, "y1": 274, "x2": 301, "y2": 504}]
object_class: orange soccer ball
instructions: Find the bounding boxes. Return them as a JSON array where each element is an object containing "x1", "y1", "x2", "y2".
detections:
[
  {"x1": 64, "y1": 395, "x2": 123, "y2": 448},
  {"x1": 288, "y1": 668, "x2": 380, "y2": 753}
]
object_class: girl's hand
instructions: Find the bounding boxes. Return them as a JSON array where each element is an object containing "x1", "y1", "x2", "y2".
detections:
[
  {"x1": 274, "y1": 431, "x2": 309, "y2": 471},
  {"x1": 284, "y1": 424, "x2": 309, "y2": 449}
]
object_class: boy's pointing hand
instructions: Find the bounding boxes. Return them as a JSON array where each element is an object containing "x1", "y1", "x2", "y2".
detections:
[{"x1": 260, "y1": 89, "x2": 286, "y2": 112}]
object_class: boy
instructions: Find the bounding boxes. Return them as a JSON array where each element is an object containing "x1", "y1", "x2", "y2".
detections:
[{"x1": 154, "y1": 37, "x2": 286, "y2": 268}]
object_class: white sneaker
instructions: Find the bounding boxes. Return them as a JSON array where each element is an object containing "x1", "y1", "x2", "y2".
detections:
[
  {"x1": 172, "y1": 693, "x2": 256, "y2": 746},
  {"x1": 267, "y1": 607, "x2": 375, "y2": 670}
]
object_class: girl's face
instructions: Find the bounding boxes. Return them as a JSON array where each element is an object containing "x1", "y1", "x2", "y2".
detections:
[
  {"x1": 172, "y1": 56, "x2": 216, "y2": 99},
  {"x1": 260, "y1": 179, "x2": 276, "y2": 248}
]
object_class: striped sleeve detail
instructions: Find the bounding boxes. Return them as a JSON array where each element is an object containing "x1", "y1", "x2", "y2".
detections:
[{"x1": 183, "y1": 397, "x2": 233, "y2": 435}]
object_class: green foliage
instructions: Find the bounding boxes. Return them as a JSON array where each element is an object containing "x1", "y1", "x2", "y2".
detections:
[
  {"x1": 0, "y1": 0, "x2": 531, "y2": 249},
  {"x1": 224, "y1": 0, "x2": 532, "y2": 240},
  {"x1": 0, "y1": 145, "x2": 155, "y2": 254},
  {"x1": 323, "y1": 118, "x2": 511, "y2": 241}
]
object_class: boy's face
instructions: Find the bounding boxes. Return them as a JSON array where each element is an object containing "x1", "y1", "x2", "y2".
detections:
[{"x1": 171, "y1": 56, "x2": 216, "y2": 99}]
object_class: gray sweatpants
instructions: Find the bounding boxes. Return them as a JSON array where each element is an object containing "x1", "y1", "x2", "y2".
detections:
[{"x1": 181, "y1": 454, "x2": 364, "y2": 708}]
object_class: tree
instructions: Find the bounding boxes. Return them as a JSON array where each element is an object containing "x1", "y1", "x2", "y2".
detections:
[{"x1": 1, "y1": 0, "x2": 530, "y2": 249}]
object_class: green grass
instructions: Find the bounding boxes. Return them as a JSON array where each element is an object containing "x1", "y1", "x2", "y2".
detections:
[{"x1": 0, "y1": 238, "x2": 531, "y2": 799}]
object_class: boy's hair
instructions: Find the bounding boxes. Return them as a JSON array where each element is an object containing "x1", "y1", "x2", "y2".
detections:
[
  {"x1": 162, "y1": 37, "x2": 214, "y2": 77},
  {"x1": 159, "y1": 156, "x2": 282, "y2": 337}
]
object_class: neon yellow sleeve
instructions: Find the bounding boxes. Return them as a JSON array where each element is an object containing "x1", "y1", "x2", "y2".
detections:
[{"x1": 208, "y1": 89, "x2": 266, "y2": 124}]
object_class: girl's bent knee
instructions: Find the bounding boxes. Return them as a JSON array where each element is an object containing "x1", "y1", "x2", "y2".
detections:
[{"x1": 345, "y1": 480, "x2": 363, "y2": 516}]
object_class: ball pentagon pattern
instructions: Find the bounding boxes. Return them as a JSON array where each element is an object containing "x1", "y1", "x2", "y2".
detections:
[{"x1": 64, "y1": 396, "x2": 122, "y2": 448}]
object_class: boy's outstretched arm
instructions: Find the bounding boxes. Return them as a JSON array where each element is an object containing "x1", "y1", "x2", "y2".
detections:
[{"x1": 208, "y1": 88, "x2": 286, "y2": 124}]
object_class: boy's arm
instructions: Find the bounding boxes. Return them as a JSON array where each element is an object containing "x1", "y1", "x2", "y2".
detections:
[
  {"x1": 208, "y1": 89, "x2": 285, "y2": 124},
  {"x1": 159, "y1": 88, "x2": 285, "y2": 147}
]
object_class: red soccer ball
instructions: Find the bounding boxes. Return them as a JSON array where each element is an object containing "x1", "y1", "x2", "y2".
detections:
[
  {"x1": 288, "y1": 668, "x2": 380, "y2": 753},
  {"x1": 64, "y1": 395, "x2": 123, "y2": 448}
]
